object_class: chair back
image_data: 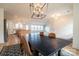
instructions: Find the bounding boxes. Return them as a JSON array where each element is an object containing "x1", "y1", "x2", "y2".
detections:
[
  {"x1": 40, "y1": 32, "x2": 44, "y2": 36},
  {"x1": 16, "y1": 29, "x2": 32, "y2": 56},
  {"x1": 48, "y1": 33, "x2": 56, "y2": 39},
  {"x1": 20, "y1": 36, "x2": 32, "y2": 56}
]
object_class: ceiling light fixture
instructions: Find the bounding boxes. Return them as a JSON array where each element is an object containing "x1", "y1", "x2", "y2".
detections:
[
  {"x1": 30, "y1": 3, "x2": 48, "y2": 19},
  {"x1": 51, "y1": 13, "x2": 61, "y2": 19}
]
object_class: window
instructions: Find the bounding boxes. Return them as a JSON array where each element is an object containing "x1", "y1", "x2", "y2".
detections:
[
  {"x1": 26, "y1": 25, "x2": 29, "y2": 30},
  {"x1": 15, "y1": 23, "x2": 23, "y2": 29},
  {"x1": 37, "y1": 26, "x2": 40, "y2": 30},
  {"x1": 40, "y1": 26, "x2": 43, "y2": 30},
  {"x1": 31, "y1": 25, "x2": 44, "y2": 31},
  {"x1": 45, "y1": 26, "x2": 50, "y2": 32},
  {"x1": 35, "y1": 25, "x2": 37, "y2": 30},
  {"x1": 31, "y1": 25, "x2": 35, "y2": 30}
]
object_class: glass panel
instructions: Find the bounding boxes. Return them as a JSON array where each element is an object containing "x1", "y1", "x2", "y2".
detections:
[
  {"x1": 31, "y1": 25, "x2": 34, "y2": 30},
  {"x1": 40, "y1": 26, "x2": 43, "y2": 30},
  {"x1": 30, "y1": 25, "x2": 44, "y2": 31},
  {"x1": 15, "y1": 23, "x2": 23, "y2": 29},
  {"x1": 26, "y1": 25, "x2": 29, "y2": 30}
]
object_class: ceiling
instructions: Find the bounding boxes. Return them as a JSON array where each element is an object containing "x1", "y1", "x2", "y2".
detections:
[{"x1": 0, "y1": 3, "x2": 73, "y2": 24}]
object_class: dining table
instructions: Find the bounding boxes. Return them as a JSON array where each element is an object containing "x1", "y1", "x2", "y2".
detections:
[{"x1": 28, "y1": 33, "x2": 72, "y2": 56}]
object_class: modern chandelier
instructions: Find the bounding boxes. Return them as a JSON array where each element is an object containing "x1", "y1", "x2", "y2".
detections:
[{"x1": 30, "y1": 3, "x2": 48, "y2": 19}]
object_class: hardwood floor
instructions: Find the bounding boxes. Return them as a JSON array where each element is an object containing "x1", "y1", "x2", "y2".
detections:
[
  {"x1": 6, "y1": 34, "x2": 20, "y2": 46},
  {"x1": 61, "y1": 44, "x2": 79, "y2": 56},
  {"x1": 0, "y1": 34, "x2": 20, "y2": 52},
  {"x1": 0, "y1": 44, "x2": 4, "y2": 53}
]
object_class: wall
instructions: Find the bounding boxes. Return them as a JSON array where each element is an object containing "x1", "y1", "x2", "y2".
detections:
[
  {"x1": 0, "y1": 8, "x2": 4, "y2": 43},
  {"x1": 73, "y1": 4, "x2": 79, "y2": 49},
  {"x1": 48, "y1": 14, "x2": 73, "y2": 39}
]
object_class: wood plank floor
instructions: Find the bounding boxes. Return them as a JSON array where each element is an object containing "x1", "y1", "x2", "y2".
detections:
[
  {"x1": 61, "y1": 44, "x2": 79, "y2": 56},
  {"x1": 0, "y1": 34, "x2": 20, "y2": 52},
  {"x1": 6, "y1": 34, "x2": 20, "y2": 46}
]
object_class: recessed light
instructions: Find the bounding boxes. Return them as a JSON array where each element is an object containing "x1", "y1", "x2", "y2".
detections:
[{"x1": 51, "y1": 13, "x2": 61, "y2": 19}]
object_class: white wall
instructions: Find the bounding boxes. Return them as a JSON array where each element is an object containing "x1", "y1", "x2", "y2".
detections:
[
  {"x1": 48, "y1": 14, "x2": 73, "y2": 39},
  {"x1": 73, "y1": 4, "x2": 79, "y2": 49},
  {"x1": 0, "y1": 8, "x2": 4, "y2": 43}
]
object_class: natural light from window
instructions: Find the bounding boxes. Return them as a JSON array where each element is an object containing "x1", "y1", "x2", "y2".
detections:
[{"x1": 31, "y1": 25, "x2": 43, "y2": 31}]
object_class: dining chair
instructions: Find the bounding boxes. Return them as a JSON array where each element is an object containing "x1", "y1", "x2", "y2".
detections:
[
  {"x1": 48, "y1": 32, "x2": 56, "y2": 39},
  {"x1": 40, "y1": 32, "x2": 44, "y2": 36},
  {"x1": 20, "y1": 36, "x2": 32, "y2": 56},
  {"x1": 16, "y1": 30, "x2": 32, "y2": 56}
]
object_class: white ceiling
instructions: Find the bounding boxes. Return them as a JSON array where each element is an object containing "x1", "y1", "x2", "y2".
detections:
[
  {"x1": 0, "y1": 3, "x2": 73, "y2": 24},
  {"x1": 0, "y1": 4, "x2": 30, "y2": 18}
]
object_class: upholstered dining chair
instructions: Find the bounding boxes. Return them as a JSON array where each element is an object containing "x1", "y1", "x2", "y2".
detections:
[
  {"x1": 16, "y1": 29, "x2": 32, "y2": 56},
  {"x1": 48, "y1": 32, "x2": 56, "y2": 39},
  {"x1": 20, "y1": 36, "x2": 32, "y2": 56},
  {"x1": 40, "y1": 32, "x2": 44, "y2": 36}
]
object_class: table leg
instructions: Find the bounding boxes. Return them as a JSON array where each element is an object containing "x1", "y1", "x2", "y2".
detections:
[{"x1": 58, "y1": 50, "x2": 61, "y2": 56}]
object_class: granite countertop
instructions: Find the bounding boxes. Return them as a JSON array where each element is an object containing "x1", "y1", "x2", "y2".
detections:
[{"x1": 62, "y1": 43, "x2": 79, "y2": 56}]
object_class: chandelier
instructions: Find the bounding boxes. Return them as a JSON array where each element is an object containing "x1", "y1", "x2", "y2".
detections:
[{"x1": 30, "y1": 3, "x2": 48, "y2": 19}]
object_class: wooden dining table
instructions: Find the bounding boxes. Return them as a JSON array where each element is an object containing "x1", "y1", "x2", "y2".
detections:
[{"x1": 28, "y1": 33, "x2": 72, "y2": 56}]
